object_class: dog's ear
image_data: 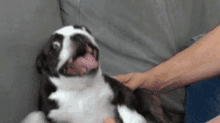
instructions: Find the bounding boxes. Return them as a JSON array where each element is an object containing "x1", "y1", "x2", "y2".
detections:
[
  {"x1": 74, "y1": 25, "x2": 92, "y2": 34},
  {"x1": 81, "y1": 26, "x2": 92, "y2": 35},
  {"x1": 36, "y1": 50, "x2": 47, "y2": 74}
]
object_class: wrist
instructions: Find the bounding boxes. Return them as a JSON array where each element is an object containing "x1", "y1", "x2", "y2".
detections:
[
  {"x1": 141, "y1": 69, "x2": 165, "y2": 92},
  {"x1": 141, "y1": 61, "x2": 183, "y2": 93}
]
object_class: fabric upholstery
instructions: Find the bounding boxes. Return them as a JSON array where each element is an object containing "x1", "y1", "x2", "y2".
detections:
[{"x1": 0, "y1": 0, "x2": 62, "y2": 122}]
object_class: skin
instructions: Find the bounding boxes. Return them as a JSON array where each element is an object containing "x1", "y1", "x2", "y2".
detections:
[{"x1": 21, "y1": 25, "x2": 220, "y2": 122}]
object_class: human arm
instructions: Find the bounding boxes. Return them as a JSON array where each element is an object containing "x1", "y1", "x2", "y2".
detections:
[{"x1": 114, "y1": 25, "x2": 220, "y2": 94}]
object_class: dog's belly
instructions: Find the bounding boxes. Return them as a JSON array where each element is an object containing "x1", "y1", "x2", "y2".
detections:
[{"x1": 48, "y1": 86, "x2": 115, "y2": 123}]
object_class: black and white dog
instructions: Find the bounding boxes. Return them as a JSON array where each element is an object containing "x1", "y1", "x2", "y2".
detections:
[{"x1": 36, "y1": 25, "x2": 171, "y2": 123}]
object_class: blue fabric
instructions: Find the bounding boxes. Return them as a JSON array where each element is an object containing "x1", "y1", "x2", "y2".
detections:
[{"x1": 185, "y1": 77, "x2": 220, "y2": 123}]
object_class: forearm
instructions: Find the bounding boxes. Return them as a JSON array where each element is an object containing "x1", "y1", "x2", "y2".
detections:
[{"x1": 144, "y1": 25, "x2": 220, "y2": 93}]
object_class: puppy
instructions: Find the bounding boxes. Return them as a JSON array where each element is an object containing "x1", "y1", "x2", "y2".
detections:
[{"x1": 36, "y1": 25, "x2": 172, "y2": 123}]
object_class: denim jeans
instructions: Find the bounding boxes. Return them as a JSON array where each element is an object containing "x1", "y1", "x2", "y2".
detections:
[{"x1": 185, "y1": 77, "x2": 220, "y2": 123}]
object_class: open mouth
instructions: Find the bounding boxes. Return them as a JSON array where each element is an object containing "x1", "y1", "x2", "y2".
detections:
[{"x1": 59, "y1": 44, "x2": 99, "y2": 76}]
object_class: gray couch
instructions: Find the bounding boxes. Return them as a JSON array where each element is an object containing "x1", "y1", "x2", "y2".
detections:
[{"x1": 0, "y1": 0, "x2": 219, "y2": 123}]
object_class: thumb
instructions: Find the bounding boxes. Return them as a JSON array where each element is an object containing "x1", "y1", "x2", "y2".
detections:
[
  {"x1": 113, "y1": 73, "x2": 133, "y2": 83},
  {"x1": 125, "y1": 79, "x2": 142, "y2": 90},
  {"x1": 125, "y1": 74, "x2": 145, "y2": 90}
]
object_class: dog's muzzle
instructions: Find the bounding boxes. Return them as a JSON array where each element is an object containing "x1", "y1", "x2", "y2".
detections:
[{"x1": 59, "y1": 42, "x2": 99, "y2": 76}]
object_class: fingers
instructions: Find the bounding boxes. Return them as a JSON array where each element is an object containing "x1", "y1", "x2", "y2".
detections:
[
  {"x1": 114, "y1": 73, "x2": 146, "y2": 90},
  {"x1": 113, "y1": 73, "x2": 133, "y2": 83},
  {"x1": 20, "y1": 111, "x2": 47, "y2": 123},
  {"x1": 103, "y1": 118, "x2": 116, "y2": 123},
  {"x1": 125, "y1": 73, "x2": 145, "y2": 90},
  {"x1": 125, "y1": 81, "x2": 142, "y2": 90}
]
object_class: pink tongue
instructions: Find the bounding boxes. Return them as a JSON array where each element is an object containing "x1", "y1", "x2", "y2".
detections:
[
  {"x1": 75, "y1": 53, "x2": 98, "y2": 70},
  {"x1": 66, "y1": 53, "x2": 98, "y2": 75}
]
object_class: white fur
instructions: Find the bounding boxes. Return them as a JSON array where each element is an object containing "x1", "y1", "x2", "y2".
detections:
[
  {"x1": 56, "y1": 35, "x2": 74, "y2": 71},
  {"x1": 50, "y1": 68, "x2": 103, "y2": 91},
  {"x1": 118, "y1": 105, "x2": 147, "y2": 123},
  {"x1": 48, "y1": 68, "x2": 116, "y2": 123}
]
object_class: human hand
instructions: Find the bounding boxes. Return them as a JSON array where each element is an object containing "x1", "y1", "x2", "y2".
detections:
[
  {"x1": 113, "y1": 73, "x2": 147, "y2": 90},
  {"x1": 113, "y1": 72, "x2": 161, "y2": 93},
  {"x1": 20, "y1": 111, "x2": 48, "y2": 123}
]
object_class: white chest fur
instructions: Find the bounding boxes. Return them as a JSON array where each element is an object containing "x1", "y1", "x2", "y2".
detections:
[{"x1": 47, "y1": 73, "x2": 115, "y2": 123}]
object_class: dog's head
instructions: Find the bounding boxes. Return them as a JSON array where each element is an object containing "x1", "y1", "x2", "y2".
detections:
[{"x1": 36, "y1": 25, "x2": 99, "y2": 77}]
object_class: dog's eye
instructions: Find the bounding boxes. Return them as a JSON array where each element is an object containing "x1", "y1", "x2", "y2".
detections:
[{"x1": 52, "y1": 42, "x2": 61, "y2": 50}]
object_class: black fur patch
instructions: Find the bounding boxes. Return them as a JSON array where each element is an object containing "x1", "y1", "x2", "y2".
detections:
[
  {"x1": 103, "y1": 74, "x2": 177, "y2": 123},
  {"x1": 38, "y1": 75, "x2": 59, "y2": 121},
  {"x1": 36, "y1": 34, "x2": 64, "y2": 77},
  {"x1": 103, "y1": 75, "x2": 149, "y2": 122},
  {"x1": 36, "y1": 34, "x2": 64, "y2": 121},
  {"x1": 74, "y1": 25, "x2": 92, "y2": 34}
]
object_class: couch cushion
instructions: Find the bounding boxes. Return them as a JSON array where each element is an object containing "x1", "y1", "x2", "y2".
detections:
[{"x1": 0, "y1": 0, "x2": 62, "y2": 122}]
